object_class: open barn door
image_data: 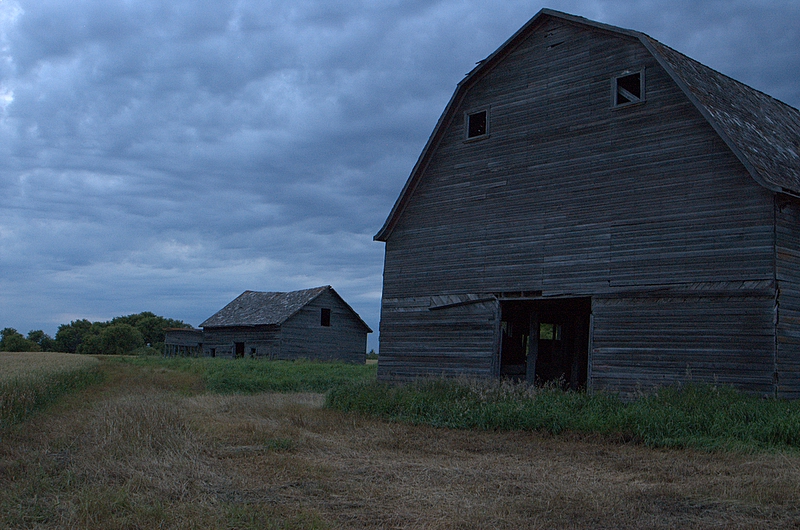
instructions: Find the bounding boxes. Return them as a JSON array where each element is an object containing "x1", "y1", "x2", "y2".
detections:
[{"x1": 499, "y1": 298, "x2": 591, "y2": 389}]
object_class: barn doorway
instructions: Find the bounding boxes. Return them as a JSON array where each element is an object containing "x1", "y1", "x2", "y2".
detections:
[
  {"x1": 234, "y1": 342, "x2": 245, "y2": 359},
  {"x1": 499, "y1": 298, "x2": 591, "y2": 390}
]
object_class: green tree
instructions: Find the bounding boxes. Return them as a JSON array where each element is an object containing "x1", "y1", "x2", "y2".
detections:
[
  {"x1": 27, "y1": 330, "x2": 57, "y2": 352},
  {"x1": 54, "y1": 312, "x2": 190, "y2": 355},
  {"x1": 0, "y1": 328, "x2": 40, "y2": 352},
  {"x1": 99, "y1": 323, "x2": 144, "y2": 355},
  {"x1": 54, "y1": 319, "x2": 94, "y2": 353},
  {"x1": 76, "y1": 333, "x2": 103, "y2": 355},
  {"x1": 110, "y1": 312, "x2": 191, "y2": 346}
]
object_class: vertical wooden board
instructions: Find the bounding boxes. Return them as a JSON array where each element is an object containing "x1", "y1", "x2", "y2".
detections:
[{"x1": 776, "y1": 195, "x2": 800, "y2": 397}]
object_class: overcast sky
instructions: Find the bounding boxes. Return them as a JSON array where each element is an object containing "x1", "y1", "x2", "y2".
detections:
[{"x1": 1, "y1": 0, "x2": 798, "y2": 351}]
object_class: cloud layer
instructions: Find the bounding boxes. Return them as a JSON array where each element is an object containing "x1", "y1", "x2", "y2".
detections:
[{"x1": 1, "y1": 0, "x2": 798, "y2": 350}]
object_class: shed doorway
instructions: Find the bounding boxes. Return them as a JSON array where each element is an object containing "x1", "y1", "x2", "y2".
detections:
[{"x1": 499, "y1": 298, "x2": 591, "y2": 389}]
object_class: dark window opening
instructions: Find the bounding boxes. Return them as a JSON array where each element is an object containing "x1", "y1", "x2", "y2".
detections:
[
  {"x1": 467, "y1": 110, "x2": 487, "y2": 139},
  {"x1": 614, "y1": 71, "x2": 643, "y2": 106},
  {"x1": 499, "y1": 298, "x2": 591, "y2": 390},
  {"x1": 235, "y1": 342, "x2": 245, "y2": 358},
  {"x1": 321, "y1": 308, "x2": 331, "y2": 327},
  {"x1": 250, "y1": 347, "x2": 257, "y2": 357}
]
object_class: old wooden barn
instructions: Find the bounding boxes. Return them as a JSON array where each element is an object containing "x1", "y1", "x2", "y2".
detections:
[
  {"x1": 375, "y1": 9, "x2": 800, "y2": 398},
  {"x1": 200, "y1": 286, "x2": 371, "y2": 363},
  {"x1": 163, "y1": 327, "x2": 203, "y2": 357}
]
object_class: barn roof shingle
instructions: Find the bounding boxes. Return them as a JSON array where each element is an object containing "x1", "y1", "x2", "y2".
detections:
[
  {"x1": 201, "y1": 286, "x2": 328, "y2": 327},
  {"x1": 375, "y1": 8, "x2": 800, "y2": 241}
]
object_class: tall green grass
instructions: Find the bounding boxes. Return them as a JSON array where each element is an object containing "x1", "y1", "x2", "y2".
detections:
[
  {"x1": 326, "y1": 378, "x2": 800, "y2": 452},
  {"x1": 119, "y1": 356, "x2": 377, "y2": 393}
]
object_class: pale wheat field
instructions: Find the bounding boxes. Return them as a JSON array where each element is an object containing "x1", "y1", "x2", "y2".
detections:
[
  {"x1": 0, "y1": 352, "x2": 99, "y2": 382},
  {"x1": 1, "y1": 351, "x2": 101, "y2": 431}
]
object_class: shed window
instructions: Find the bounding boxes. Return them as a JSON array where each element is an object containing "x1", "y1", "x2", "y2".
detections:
[
  {"x1": 321, "y1": 308, "x2": 331, "y2": 327},
  {"x1": 613, "y1": 70, "x2": 644, "y2": 107},
  {"x1": 466, "y1": 110, "x2": 488, "y2": 139}
]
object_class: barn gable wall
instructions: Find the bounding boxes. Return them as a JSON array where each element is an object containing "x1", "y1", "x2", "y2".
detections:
[
  {"x1": 378, "y1": 18, "x2": 780, "y2": 393},
  {"x1": 280, "y1": 289, "x2": 368, "y2": 363}
]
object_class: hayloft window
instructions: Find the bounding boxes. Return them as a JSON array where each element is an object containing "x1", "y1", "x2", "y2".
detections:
[
  {"x1": 321, "y1": 308, "x2": 331, "y2": 327},
  {"x1": 466, "y1": 109, "x2": 488, "y2": 139},
  {"x1": 613, "y1": 70, "x2": 644, "y2": 107}
]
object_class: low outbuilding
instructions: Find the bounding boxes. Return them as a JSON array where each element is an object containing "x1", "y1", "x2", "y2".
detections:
[
  {"x1": 200, "y1": 286, "x2": 371, "y2": 363},
  {"x1": 163, "y1": 327, "x2": 203, "y2": 357}
]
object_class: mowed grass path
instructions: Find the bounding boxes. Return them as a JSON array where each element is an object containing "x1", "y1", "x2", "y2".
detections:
[{"x1": 1, "y1": 356, "x2": 800, "y2": 528}]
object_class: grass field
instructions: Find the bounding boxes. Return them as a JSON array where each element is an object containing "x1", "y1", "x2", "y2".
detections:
[
  {"x1": 118, "y1": 355, "x2": 377, "y2": 393},
  {"x1": 2, "y1": 356, "x2": 800, "y2": 528},
  {"x1": 327, "y1": 377, "x2": 800, "y2": 452},
  {"x1": 0, "y1": 352, "x2": 101, "y2": 431}
]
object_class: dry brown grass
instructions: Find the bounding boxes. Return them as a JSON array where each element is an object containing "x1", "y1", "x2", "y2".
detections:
[{"x1": 2, "y1": 357, "x2": 800, "y2": 528}]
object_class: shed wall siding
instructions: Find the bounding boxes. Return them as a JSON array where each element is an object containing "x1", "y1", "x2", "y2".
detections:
[
  {"x1": 202, "y1": 326, "x2": 280, "y2": 359},
  {"x1": 279, "y1": 290, "x2": 367, "y2": 363},
  {"x1": 378, "y1": 19, "x2": 781, "y2": 391},
  {"x1": 777, "y1": 195, "x2": 800, "y2": 398}
]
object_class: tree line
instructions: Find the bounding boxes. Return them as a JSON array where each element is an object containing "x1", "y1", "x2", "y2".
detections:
[{"x1": 0, "y1": 312, "x2": 193, "y2": 355}]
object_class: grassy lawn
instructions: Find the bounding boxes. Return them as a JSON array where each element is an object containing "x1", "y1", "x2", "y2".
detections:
[
  {"x1": 114, "y1": 355, "x2": 377, "y2": 393},
  {"x1": 3, "y1": 355, "x2": 800, "y2": 527}
]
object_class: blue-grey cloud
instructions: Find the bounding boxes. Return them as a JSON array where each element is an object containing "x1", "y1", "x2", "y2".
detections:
[{"x1": 0, "y1": 0, "x2": 798, "y2": 351}]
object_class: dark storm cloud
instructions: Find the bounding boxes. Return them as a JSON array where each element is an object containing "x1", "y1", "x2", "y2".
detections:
[{"x1": 0, "y1": 0, "x2": 798, "y2": 348}]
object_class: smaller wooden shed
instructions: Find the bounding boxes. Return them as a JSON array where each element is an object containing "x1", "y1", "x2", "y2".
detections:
[
  {"x1": 200, "y1": 286, "x2": 371, "y2": 363},
  {"x1": 163, "y1": 328, "x2": 203, "y2": 357}
]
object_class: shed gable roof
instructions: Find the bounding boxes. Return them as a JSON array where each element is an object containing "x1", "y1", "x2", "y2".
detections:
[
  {"x1": 200, "y1": 286, "x2": 372, "y2": 332},
  {"x1": 375, "y1": 9, "x2": 800, "y2": 241}
]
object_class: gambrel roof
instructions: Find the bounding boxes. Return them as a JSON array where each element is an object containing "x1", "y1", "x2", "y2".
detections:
[
  {"x1": 375, "y1": 8, "x2": 800, "y2": 241},
  {"x1": 200, "y1": 286, "x2": 372, "y2": 331}
]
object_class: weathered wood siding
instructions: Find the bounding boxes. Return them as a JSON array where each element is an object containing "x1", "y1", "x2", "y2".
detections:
[
  {"x1": 377, "y1": 295, "x2": 498, "y2": 381},
  {"x1": 202, "y1": 326, "x2": 280, "y2": 359},
  {"x1": 164, "y1": 329, "x2": 203, "y2": 357},
  {"x1": 777, "y1": 195, "x2": 800, "y2": 398},
  {"x1": 379, "y1": 18, "x2": 781, "y2": 392},
  {"x1": 280, "y1": 290, "x2": 368, "y2": 363},
  {"x1": 591, "y1": 284, "x2": 776, "y2": 398}
]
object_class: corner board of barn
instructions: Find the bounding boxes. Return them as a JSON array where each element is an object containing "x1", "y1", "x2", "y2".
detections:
[{"x1": 374, "y1": 9, "x2": 800, "y2": 399}]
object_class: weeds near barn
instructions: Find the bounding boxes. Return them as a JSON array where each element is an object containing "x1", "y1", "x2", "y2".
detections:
[{"x1": 327, "y1": 378, "x2": 800, "y2": 453}]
